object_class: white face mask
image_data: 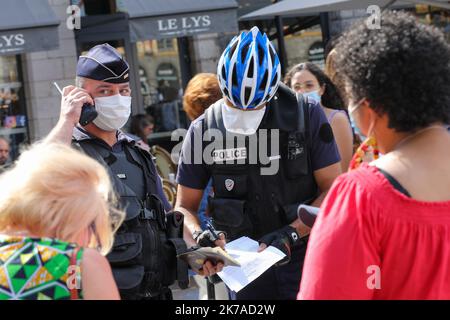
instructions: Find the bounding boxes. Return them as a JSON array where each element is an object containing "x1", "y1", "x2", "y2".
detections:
[
  {"x1": 92, "y1": 94, "x2": 132, "y2": 131},
  {"x1": 221, "y1": 101, "x2": 266, "y2": 135}
]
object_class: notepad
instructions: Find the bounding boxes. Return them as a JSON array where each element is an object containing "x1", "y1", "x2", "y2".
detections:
[
  {"x1": 217, "y1": 236, "x2": 286, "y2": 293},
  {"x1": 177, "y1": 246, "x2": 240, "y2": 272}
]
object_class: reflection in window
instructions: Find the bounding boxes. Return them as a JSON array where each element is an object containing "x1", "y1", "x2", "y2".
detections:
[
  {"x1": 0, "y1": 55, "x2": 27, "y2": 161},
  {"x1": 285, "y1": 25, "x2": 324, "y2": 70},
  {"x1": 157, "y1": 39, "x2": 175, "y2": 52},
  {"x1": 137, "y1": 39, "x2": 188, "y2": 134},
  {"x1": 414, "y1": 6, "x2": 450, "y2": 42}
]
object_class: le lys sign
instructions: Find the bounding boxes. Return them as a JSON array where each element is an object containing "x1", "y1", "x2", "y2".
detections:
[
  {"x1": 0, "y1": 34, "x2": 25, "y2": 50},
  {"x1": 0, "y1": 33, "x2": 26, "y2": 54},
  {"x1": 157, "y1": 15, "x2": 212, "y2": 33}
]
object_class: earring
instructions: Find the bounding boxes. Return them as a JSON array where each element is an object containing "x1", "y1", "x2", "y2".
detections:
[{"x1": 348, "y1": 136, "x2": 380, "y2": 171}]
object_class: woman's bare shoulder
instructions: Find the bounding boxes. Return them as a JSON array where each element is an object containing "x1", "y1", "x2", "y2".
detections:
[
  {"x1": 82, "y1": 248, "x2": 108, "y2": 266},
  {"x1": 330, "y1": 111, "x2": 351, "y2": 128},
  {"x1": 81, "y1": 248, "x2": 120, "y2": 300}
]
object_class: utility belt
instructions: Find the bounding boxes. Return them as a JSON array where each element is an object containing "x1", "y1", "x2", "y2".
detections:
[{"x1": 108, "y1": 194, "x2": 188, "y2": 300}]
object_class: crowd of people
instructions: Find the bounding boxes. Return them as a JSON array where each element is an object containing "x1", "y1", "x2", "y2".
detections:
[{"x1": 0, "y1": 10, "x2": 449, "y2": 300}]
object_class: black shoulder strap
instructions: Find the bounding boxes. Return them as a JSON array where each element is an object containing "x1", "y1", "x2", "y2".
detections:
[
  {"x1": 123, "y1": 144, "x2": 158, "y2": 186},
  {"x1": 294, "y1": 93, "x2": 313, "y2": 174},
  {"x1": 204, "y1": 100, "x2": 226, "y2": 136},
  {"x1": 72, "y1": 140, "x2": 110, "y2": 167},
  {"x1": 295, "y1": 92, "x2": 306, "y2": 134},
  {"x1": 73, "y1": 140, "x2": 140, "y2": 198},
  {"x1": 297, "y1": 93, "x2": 312, "y2": 153},
  {"x1": 376, "y1": 167, "x2": 411, "y2": 197}
]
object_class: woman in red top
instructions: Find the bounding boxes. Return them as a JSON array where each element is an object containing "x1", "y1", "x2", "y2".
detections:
[{"x1": 298, "y1": 11, "x2": 450, "y2": 300}]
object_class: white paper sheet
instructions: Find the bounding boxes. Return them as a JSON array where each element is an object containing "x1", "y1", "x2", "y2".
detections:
[{"x1": 217, "y1": 236, "x2": 286, "y2": 293}]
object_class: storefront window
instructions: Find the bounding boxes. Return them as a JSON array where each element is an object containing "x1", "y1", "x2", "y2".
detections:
[
  {"x1": 414, "y1": 6, "x2": 450, "y2": 42},
  {"x1": 284, "y1": 25, "x2": 325, "y2": 71},
  {"x1": 70, "y1": 0, "x2": 116, "y2": 15},
  {"x1": 136, "y1": 39, "x2": 187, "y2": 135},
  {"x1": 0, "y1": 55, "x2": 27, "y2": 162}
]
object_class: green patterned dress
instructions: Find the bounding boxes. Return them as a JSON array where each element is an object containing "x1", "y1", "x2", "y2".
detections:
[{"x1": 0, "y1": 236, "x2": 84, "y2": 300}]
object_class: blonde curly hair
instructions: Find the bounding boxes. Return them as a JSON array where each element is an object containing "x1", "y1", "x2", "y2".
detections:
[{"x1": 0, "y1": 142, "x2": 124, "y2": 255}]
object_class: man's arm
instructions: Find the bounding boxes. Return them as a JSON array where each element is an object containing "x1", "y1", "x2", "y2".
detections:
[
  {"x1": 44, "y1": 85, "x2": 93, "y2": 145},
  {"x1": 175, "y1": 184, "x2": 225, "y2": 276},
  {"x1": 174, "y1": 184, "x2": 204, "y2": 248}
]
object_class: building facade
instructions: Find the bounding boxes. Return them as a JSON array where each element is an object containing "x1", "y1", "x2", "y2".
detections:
[
  {"x1": 0, "y1": 0, "x2": 239, "y2": 160},
  {"x1": 1, "y1": 1, "x2": 448, "y2": 162}
]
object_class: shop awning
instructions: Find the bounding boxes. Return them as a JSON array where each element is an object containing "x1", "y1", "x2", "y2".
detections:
[
  {"x1": 120, "y1": 0, "x2": 239, "y2": 41},
  {"x1": 0, "y1": 0, "x2": 60, "y2": 55},
  {"x1": 241, "y1": 0, "x2": 450, "y2": 20}
]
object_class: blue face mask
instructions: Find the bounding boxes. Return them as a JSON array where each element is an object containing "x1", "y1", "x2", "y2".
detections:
[
  {"x1": 349, "y1": 114, "x2": 367, "y2": 141},
  {"x1": 303, "y1": 90, "x2": 321, "y2": 104}
]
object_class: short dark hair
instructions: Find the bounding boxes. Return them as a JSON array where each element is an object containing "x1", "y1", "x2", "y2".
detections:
[
  {"x1": 335, "y1": 10, "x2": 450, "y2": 132},
  {"x1": 129, "y1": 114, "x2": 154, "y2": 141},
  {"x1": 284, "y1": 62, "x2": 346, "y2": 111}
]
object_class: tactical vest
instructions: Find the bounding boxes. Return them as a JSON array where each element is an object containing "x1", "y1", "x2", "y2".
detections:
[
  {"x1": 203, "y1": 83, "x2": 319, "y2": 241},
  {"x1": 74, "y1": 140, "x2": 188, "y2": 300}
]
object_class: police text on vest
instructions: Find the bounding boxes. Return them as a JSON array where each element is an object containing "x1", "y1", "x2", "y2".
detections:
[{"x1": 212, "y1": 147, "x2": 247, "y2": 162}]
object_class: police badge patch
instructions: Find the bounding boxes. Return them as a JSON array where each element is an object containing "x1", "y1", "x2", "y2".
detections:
[{"x1": 225, "y1": 179, "x2": 235, "y2": 191}]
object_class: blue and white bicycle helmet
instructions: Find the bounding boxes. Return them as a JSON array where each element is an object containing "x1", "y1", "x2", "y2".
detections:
[{"x1": 217, "y1": 26, "x2": 281, "y2": 110}]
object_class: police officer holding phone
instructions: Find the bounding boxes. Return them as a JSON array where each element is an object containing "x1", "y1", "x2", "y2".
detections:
[{"x1": 46, "y1": 44, "x2": 203, "y2": 300}]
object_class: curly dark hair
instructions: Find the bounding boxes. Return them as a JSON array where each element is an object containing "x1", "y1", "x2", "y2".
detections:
[
  {"x1": 334, "y1": 10, "x2": 450, "y2": 132},
  {"x1": 284, "y1": 62, "x2": 346, "y2": 111}
]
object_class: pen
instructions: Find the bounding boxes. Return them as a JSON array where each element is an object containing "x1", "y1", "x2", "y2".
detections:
[{"x1": 206, "y1": 221, "x2": 219, "y2": 241}]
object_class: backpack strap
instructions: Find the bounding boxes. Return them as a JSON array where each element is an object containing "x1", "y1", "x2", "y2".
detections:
[
  {"x1": 204, "y1": 100, "x2": 226, "y2": 139},
  {"x1": 296, "y1": 93, "x2": 315, "y2": 165},
  {"x1": 295, "y1": 92, "x2": 306, "y2": 134}
]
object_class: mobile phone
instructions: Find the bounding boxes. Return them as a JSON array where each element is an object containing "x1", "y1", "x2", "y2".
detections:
[
  {"x1": 53, "y1": 82, "x2": 98, "y2": 126},
  {"x1": 79, "y1": 103, "x2": 98, "y2": 126}
]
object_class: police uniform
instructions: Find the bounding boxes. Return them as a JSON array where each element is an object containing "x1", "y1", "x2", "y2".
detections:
[
  {"x1": 177, "y1": 83, "x2": 341, "y2": 300},
  {"x1": 73, "y1": 44, "x2": 188, "y2": 300}
]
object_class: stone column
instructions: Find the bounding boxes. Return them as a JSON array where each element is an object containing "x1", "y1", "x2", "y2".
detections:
[{"x1": 190, "y1": 33, "x2": 234, "y2": 74}]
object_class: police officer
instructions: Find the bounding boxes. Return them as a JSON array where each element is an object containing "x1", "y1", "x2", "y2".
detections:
[
  {"x1": 175, "y1": 27, "x2": 342, "y2": 300},
  {"x1": 46, "y1": 44, "x2": 194, "y2": 300}
]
